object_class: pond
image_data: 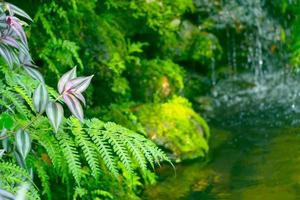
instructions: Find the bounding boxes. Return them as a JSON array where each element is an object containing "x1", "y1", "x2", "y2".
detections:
[
  {"x1": 144, "y1": 125, "x2": 300, "y2": 200},
  {"x1": 143, "y1": 71, "x2": 300, "y2": 200}
]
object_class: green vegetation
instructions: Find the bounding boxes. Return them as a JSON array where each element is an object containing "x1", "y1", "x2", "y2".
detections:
[{"x1": 1, "y1": 0, "x2": 300, "y2": 199}]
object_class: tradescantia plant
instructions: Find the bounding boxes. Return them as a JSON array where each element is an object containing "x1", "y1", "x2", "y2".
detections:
[
  {"x1": 0, "y1": 2, "x2": 170, "y2": 200},
  {"x1": 34, "y1": 67, "x2": 93, "y2": 133}
]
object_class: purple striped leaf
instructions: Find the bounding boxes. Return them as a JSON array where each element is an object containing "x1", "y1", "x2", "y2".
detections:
[
  {"x1": 14, "y1": 150, "x2": 26, "y2": 168},
  {"x1": 57, "y1": 67, "x2": 77, "y2": 94},
  {"x1": 6, "y1": 16, "x2": 27, "y2": 46},
  {"x1": 23, "y1": 66, "x2": 44, "y2": 83},
  {"x1": 65, "y1": 75, "x2": 94, "y2": 93},
  {"x1": 7, "y1": 3, "x2": 33, "y2": 21},
  {"x1": 0, "y1": 189, "x2": 15, "y2": 200},
  {"x1": 15, "y1": 129, "x2": 31, "y2": 160},
  {"x1": 1, "y1": 36, "x2": 19, "y2": 48},
  {"x1": 0, "y1": 149, "x2": 4, "y2": 158},
  {"x1": 63, "y1": 93, "x2": 84, "y2": 122},
  {"x1": 33, "y1": 84, "x2": 49, "y2": 113},
  {"x1": 46, "y1": 102, "x2": 64, "y2": 133},
  {"x1": 1, "y1": 129, "x2": 10, "y2": 152},
  {"x1": 73, "y1": 92, "x2": 86, "y2": 106},
  {"x1": 0, "y1": 44, "x2": 14, "y2": 68}
]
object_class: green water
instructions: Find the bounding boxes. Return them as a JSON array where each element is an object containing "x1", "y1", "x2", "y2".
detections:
[{"x1": 144, "y1": 126, "x2": 300, "y2": 200}]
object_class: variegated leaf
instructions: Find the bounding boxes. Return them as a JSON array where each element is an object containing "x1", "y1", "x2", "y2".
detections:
[
  {"x1": 6, "y1": 16, "x2": 27, "y2": 46},
  {"x1": 15, "y1": 129, "x2": 31, "y2": 160},
  {"x1": 46, "y1": 102, "x2": 64, "y2": 133},
  {"x1": 63, "y1": 93, "x2": 84, "y2": 122},
  {"x1": 1, "y1": 36, "x2": 19, "y2": 48},
  {"x1": 33, "y1": 83, "x2": 49, "y2": 113},
  {"x1": 7, "y1": 3, "x2": 33, "y2": 21},
  {"x1": 15, "y1": 183, "x2": 30, "y2": 200},
  {"x1": 1, "y1": 129, "x2": 9, "y2": 152},
  {"x1": 73, "y1": 92, "x2": 86, "y2": 106},
  {"x1": 0, "y1": 149, "x2": 5, "y2": 158},
  {"x1": 14, "y1": 150, "x2": 26, "y2": 168},
  {"x1": 0, "y1": 189, "x2": 15, "y2": 200},
  {"x1": 23, "y1": 66, "x2": 44, "y2": 83},
  {"x1": 58, "y1": 67, "x2": 77, "y2": 94},
  {"x1": 0, "y1": 44, "x2": 14, "y2": 68},
  {"x1": 65, "y1": 75, "x2": 94, "y2": 93}
]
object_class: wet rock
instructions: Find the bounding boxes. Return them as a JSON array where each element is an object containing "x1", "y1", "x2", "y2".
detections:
[{"x1": 137, "y1": 96, "x2": 210, "y2": 161}]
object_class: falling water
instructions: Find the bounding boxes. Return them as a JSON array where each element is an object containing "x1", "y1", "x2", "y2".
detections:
[
  {"x1": 211, "y1": 57, "x2": 216, "y2": 86},
  {"x1": 232, "y1": 33, "x2": 237, "y2": 74}
]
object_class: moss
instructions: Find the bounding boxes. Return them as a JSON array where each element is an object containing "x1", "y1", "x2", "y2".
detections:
[
  {"x1": 160, "y1": 21, "x2": 222, "y2": 64},
  {"x1": 137, "y1": 96, "x2": 210, "y2": 161},
  {"x1": 129, "y1": 59, "x2": 185, "y2": 102}
]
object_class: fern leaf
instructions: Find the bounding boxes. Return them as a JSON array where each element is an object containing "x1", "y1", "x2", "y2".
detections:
[
  {"x1": 2, "y1": 89, "x2": 30, "y2": 117},
  {"x1": 56, "y1": 130, "x2": 83, "y2": 185},
  {"x1": 103, "y1": 123, "x2": 133, "y2": 173},
  {"x1": 31, "y1": 130, "x2": 64, "y2": 172},
  {"x1": 35, "y1": 162, "x2": 51, "y2": 200},
  {"x1": 119, "y1": 133, "x2": 147, "y2": 172},
  {"x1": 14, "y1": 85, "x2": 34, "y2": 112},
  {"x1": 70, "y1": 118, "x2": 101, "y2": 178},
  {"x1": 86, "y1": 119, "x2": 118, "y2": 177},
  {"x1": 0, "y1": 162, "x2": 40, "y2": 200}
]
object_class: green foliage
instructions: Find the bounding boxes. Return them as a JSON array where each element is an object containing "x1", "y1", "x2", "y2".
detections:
[
  {"x1": 137, "y1": 96, "x2": 210, "y2": 161},
  {"x1": 0, "y1": 67, "x2": 170, "y2": 199},
  {"x1": 289, "y1": 2, "x2": 300, "y2": 68},
  {"x1": 160, "y1": 20, "x2": 222, "y2": 64},
  {"x1": 0, "y1": 3, "x2": 171, "y2": 198},
  {"x1": 129, "y1": 59, "x2": 185, "y2": 102},
  {"x1": 0, "y1": 162, "x2": 40, "y2": 200}
]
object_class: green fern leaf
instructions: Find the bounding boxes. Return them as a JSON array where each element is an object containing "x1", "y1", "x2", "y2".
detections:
[
  {"x1": 70, "y1": 118, "x2": 101, "y2": 178},
  {"x1": 56, "y1": 130, "x2": 83, "y2": 185}
]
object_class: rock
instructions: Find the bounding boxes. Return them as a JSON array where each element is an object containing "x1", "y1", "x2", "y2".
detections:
[{"x1": 137, "y1": 96, "x2": 210, "y2": 161}]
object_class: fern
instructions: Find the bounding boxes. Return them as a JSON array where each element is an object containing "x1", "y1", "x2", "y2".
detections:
[
  {"x1": 55, "y1": 129, "x2": 84, "y2": 185},
  {"x1": 31, "y1": 127, "x2": 64, "y2": 172},
  {"x1": 14, "y1": 85, "x2": 34, "y2": 112},
  {"x1": 105, "y1": 128, "x2": 133, "y2": 173},
  {"x1": 84, "y1": 118, "x2": 169, "y2": 174},
  {"x1": 1, "y1": 89, "x2": 30, "y2": 118},
  {"x1": 0, "y1": 2, "x2": 173, "y2": 199},
  {"x1": 86, "y1": 120, "x2": 119, "y2": 177},
  {"x1": 0, "y1": 162, "x2": 40, "y2": 200},
  {"x1": 34, "y1": 162, "x2": 52, "y2": 200},
  {"x1": 73, "y1": 187, "x2": 88, "y2": 200},
  {"x1": 70, "y1": 118, "x2": 101, "y2": 178}
]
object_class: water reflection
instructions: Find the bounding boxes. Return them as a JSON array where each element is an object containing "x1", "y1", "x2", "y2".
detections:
[{"x1": 144, "y1": 126, "x2": 300, "y2": 200}]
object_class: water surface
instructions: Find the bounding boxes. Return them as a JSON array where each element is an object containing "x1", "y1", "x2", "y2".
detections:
[{"x1": 144, "y1": 71, "x2": 300, "y2": 200}]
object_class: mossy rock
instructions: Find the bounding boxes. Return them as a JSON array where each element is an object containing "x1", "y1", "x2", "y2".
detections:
[
  {"x1": 137, "y1": 96, "x2": 210, "y2": 161},
  {"x1": 129, "y1": 59, "x2": 185, "y2": 102}
]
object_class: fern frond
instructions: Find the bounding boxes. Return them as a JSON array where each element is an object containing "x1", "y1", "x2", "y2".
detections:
[
  {"x1": 2, "y1": 89, "x2": 31, "y2": 117},
  {"x1": 31, "y1": 130, "x2": 64, "y2": 172},
  {"x1": 0, "y1": 162, "x2": 40, "y2": 200},
  {"x1": 56, "y1": 130, "x2": 83, "y2": 185},
  {"x1": 70, "y1": 118, "x2": 101, "y2": 178},
  {"x1": 13, "y1": 85, "x2": 34, "y2": 112},
  {"x1": 92, "y1": 189, "x2": 113, "y2": 199},
  {"x1": 73, "y1": 187, "x2": 88, "y2": 200},
  {"x1": 104, "y1": 128, "x2": 133, "y2": 173},
  {"x1": 85, "y1": 118, "x2": 170, "y2": 175},
  {"x1": 35, "y1": 162, "x2": 51, "y2": 200},
  {"x1": 86, "y1": 119, "x2": 118, "y2": 177},
  {"x1": 118, "y1": 133, "x2": 147, "y2": 172}
]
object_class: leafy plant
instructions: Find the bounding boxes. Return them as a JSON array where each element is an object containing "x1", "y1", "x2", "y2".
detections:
[{"x1": 0, "y1": 2, "x2": 170, "y2": 199}]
